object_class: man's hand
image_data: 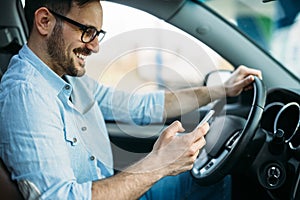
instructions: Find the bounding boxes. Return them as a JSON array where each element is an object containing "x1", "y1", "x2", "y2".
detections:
[
  {"x1": 224, "y1": 65, "x2": 262, "y2": 97},
  {"x1": 150, "y1": 121, "x2": 209, "y2": 176},
  {"x1": 92, "y1": 121, "x2": 209, "y2": 200}
]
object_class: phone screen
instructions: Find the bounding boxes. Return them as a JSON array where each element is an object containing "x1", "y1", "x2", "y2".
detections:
[{"x1": 194, "y1": 110, "x2": 215, "y2": 130}]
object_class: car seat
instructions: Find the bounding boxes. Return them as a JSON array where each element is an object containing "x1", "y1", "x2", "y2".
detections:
[
  {"x1": 0, "y1": 0, "x2": 27, "y2": 79},
  {"x1": 0, "y1": 0, "x2": 28, "y2": 199},
  {"x1": 0, "y1": 159, "x2": 23, "y2": 200}
]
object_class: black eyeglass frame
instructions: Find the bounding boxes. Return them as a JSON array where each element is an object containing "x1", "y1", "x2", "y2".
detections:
[{"x1": 48, "y1": 8, "x2": 106, "y2": 43}]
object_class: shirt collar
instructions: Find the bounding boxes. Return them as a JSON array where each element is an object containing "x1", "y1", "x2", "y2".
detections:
[{"x1": 19, "y1": 44, "x2": 71, "y2": 96}]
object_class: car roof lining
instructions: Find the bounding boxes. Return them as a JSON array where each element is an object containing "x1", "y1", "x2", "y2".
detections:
[{"x1": 106, "y1": 0, "x2": 186, "y2": 20}]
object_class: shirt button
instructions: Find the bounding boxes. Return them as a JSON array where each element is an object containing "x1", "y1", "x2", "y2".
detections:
[
  {"x1": 90, "y1": 156, "x2": 95, "y2": 161},
  {"x1": 81, "y1": 127, "x2": 87, "y2": 131},
  {"x1": 72, "y1": 137, "x2": 77, "y2": 143},
  {"x1": 65, "y1": 85, "x2": 70, "y2": 90}
]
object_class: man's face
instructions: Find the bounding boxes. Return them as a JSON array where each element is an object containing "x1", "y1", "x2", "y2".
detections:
[{"x1": 47, "y1": 1, "x2": 103, "y2": 77}]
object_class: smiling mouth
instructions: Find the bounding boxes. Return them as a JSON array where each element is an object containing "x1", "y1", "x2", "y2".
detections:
[{"x1": 76, "y1": 53, "x2": 87, "y2": 61}]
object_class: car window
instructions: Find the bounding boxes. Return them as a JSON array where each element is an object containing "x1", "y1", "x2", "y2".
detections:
[
  {"x1": 86, "y1": 2, "x2": 234, "y2": 93},
  {"x1": 203, "y1": 0, "x2": 300, "y2": 78}
]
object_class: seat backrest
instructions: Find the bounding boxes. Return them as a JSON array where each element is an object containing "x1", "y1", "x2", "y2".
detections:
[
  {"x1": 0, "y1": 159, "x2": 23, "y2": 200},
  {"x1": 0, "y1": 0, "x2": 28, "y2": 79},
  {"x1": 0, "y1": 0, "x2": 27, "y2": 199}
]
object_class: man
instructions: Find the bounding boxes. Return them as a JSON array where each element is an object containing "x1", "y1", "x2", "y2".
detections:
[{"x1": 0, "y1": 0, "x2": 262, "y2": 199}]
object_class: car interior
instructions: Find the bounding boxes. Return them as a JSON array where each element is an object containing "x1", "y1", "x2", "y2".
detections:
[
  {"x1": 0, "y1": 1, "x2": 28, "y2": 199},
  {"x1": 0, "y1": 0, "x2": 299, "y2": 200}
]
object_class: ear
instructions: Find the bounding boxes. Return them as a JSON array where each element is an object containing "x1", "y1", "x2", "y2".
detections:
[{"x1": 34, "y1": 7, "x2": 56, "y2": 36}]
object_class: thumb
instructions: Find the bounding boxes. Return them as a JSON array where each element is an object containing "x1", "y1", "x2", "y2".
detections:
[
  {"x1": 153, "y1": 121, "x2": 185, "y2": 150},
  {"x1": 162, "y1": 121, "x2": 185, "y2": 138}
]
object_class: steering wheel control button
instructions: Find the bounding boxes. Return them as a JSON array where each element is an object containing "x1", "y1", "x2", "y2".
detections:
[
  {"x1": 205, "y1": 161, "x2": 214, "y2": 170},
  {"x1": 196, "y1": 150, "x2": 229, "y2": 178},
  {"x1": 225, "y1": 131, "x2": 241, "y2": 150}
]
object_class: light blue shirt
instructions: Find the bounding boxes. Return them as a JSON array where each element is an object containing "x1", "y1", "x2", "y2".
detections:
[{"x1": 0, "y1": 45, "x2": 165, "y2": 199}]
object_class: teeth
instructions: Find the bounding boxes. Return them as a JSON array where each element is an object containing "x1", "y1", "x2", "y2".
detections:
[{"x1": 76, "y1": 53, "x2": 87, "y2": 60}]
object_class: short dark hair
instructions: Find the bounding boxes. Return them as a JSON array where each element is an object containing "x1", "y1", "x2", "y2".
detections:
[{"x1": 24, "y1": 0, "x2": 98, "y2": 33}]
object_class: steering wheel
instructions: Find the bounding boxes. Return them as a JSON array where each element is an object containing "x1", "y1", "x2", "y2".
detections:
[{"x1": 191, "y1": 76, "x2": 266, "y2": 185}]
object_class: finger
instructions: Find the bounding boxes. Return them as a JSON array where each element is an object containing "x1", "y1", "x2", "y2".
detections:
[
  {"x1": 234, "y1": 75, "x2": 255, "y2": 91},
  {"x1": 246, "y1": 68, "x2": 262, "y2": 80},
  {"x1": 190, "y1": 122, "x2": 209, "y2": 141},
  {"x1": 238, "y1": 65, "x2": 262, "y2": 79},
  {"x1": 162, "y1": 120, "x2": 185, "y2": 138},
  {"x1": 190, "y1": 149, "x2": 201, "y2": 163},
  {"x1": 190, "y1": 137, "x2": 206, "y2": 156},
  {"x1": 244, "y1": 85, "x2": 253, "y2": 91}
]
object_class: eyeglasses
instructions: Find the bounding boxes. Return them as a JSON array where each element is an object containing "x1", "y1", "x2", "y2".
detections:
[{"x1": 48, "y1": 9, "x2": 106, "y2": 43}]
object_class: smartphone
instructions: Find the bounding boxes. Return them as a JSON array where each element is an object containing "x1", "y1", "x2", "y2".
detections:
[
  {"x1": 176, "y1": 110, "x2": 215, "y2": 136},
  {"x1": 194, "y1": 110, "x2": 215, "y2": 130}
]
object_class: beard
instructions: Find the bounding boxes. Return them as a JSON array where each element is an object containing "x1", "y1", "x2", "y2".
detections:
[{"x1": 47, "y1": 23, "x2": 86, "y2": 77}]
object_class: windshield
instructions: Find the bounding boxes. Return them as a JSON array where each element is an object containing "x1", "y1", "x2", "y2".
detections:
[{"x1": 203, "y1": 0, "x2": 300, "y2": 78}]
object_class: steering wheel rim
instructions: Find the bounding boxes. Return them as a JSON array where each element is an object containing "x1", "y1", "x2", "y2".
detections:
[{"x1": 191, "y1": 76, "x2": 266, "y2": 185}]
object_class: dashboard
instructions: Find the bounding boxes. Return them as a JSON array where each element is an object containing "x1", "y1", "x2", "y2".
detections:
[
  {"x1": 261, "y1": 88, "x2": 300, "y2": 154},
  {"x1": 250, "y1": 87, "x2": 300, "y2": 199}
]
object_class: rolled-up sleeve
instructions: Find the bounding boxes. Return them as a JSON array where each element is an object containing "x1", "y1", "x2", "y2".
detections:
[{"x1": 95, "y1": 84, "x2": 165, "y2": 125}]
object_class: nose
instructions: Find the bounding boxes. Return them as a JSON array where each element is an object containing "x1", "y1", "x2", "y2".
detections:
[{"x1": 85, "y1": 37, "x2": 100, "y2": 53}]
